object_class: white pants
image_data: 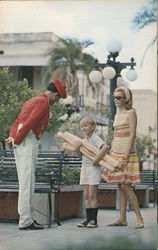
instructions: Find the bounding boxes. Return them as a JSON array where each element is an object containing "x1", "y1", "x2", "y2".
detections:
[
  {"x1": 80, "y1": 165, "x2": 101, "y2": 185},
  {"x1": 14, "y1": 131, "x2": 38, "y2": 227}
]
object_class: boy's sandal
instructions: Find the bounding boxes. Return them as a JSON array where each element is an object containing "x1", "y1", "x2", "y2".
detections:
[
  {"x1": 107, "y1": 221, "x2": 127, "y2": 226},
  {"x1": 135, "y1": 222, "x2": 144, "y2": 229}
]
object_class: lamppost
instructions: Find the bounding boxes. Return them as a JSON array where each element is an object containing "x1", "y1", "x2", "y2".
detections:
[{"x1": 89, "y1": 39, "x2": 137, "y2": 127}]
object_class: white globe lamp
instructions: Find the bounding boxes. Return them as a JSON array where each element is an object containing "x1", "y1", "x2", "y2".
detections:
[
  {"x1": 89, "y1": 70, "x2": 102, "y2": 83},
  {"x1": 102, "y1": 66, "x2": 116, "y2": 80},
  {"x1": 107, "y1": 39, "x2": 122, "y2": 53},
  {"x1": 126, "y1": 69, "x2": 137, "y2": 81},
  {"x1": 63, "y1": 95, "x2": 73, "y2": 105}
]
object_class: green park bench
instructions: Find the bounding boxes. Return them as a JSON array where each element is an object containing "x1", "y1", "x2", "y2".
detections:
[{"x1": 0, "y1": 150, "x2": 64, "y2": 228}]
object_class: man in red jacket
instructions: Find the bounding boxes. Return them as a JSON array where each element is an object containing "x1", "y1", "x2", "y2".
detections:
[{"x1": 5, "y1": 80, "x2": 66, "y2": 230}]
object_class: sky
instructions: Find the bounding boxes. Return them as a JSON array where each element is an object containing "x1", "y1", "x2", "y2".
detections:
[{"x1": 0, "y1": 0, "x2": 157, "y2": 92}]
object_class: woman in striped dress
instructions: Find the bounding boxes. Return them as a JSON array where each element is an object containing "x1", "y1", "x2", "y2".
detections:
[{"x1": 102, "y1": 86, "x2": 144, "y2": 229}]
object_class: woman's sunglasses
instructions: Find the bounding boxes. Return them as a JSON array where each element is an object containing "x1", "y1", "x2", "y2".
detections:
[{"x1": 113, "y1": 96, "x2": 125, "y2": 100}]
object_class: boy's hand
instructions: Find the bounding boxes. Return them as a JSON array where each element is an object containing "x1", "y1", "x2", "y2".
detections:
[
  {"x1": 93, "y1": 158, "x2": 99, "y2": 166},
  {"x1": 118, "y1": 161, "x2": 128, "y2": 172},
  {"x1": 73, "y1": 141, "x2": 83, "y2": 151}
]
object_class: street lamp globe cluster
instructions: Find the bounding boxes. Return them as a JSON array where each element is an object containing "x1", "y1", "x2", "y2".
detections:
[
  {"x1": 63, "y1": 94, "x2": 80, "y2": 117},
  {"x1": 89, "y1": 39, "x2": 137, "y2": 127}
]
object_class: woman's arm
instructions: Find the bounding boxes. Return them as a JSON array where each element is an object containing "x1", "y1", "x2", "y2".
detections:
[{"x1": 124, "y1": 110, "x2": 137, "y2": 159}]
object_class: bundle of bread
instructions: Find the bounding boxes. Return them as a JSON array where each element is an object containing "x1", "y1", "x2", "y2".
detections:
[{"x1": 57, "y1": 131, "x2": 119, "y2": 172}]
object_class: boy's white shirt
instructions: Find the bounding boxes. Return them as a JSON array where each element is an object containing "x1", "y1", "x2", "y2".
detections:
[{"x1": 82, "y1": 132, "x2": 105, "y2": 167}]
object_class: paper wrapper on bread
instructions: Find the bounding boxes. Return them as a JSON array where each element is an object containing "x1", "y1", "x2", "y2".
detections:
[{"x1": 57, "y1": 131, "x2": 119, "y2": 172}]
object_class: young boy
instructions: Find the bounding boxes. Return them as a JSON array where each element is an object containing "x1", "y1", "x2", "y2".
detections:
[{"x1": 74, "y1": 117, "x2": 108, "y2": 228}]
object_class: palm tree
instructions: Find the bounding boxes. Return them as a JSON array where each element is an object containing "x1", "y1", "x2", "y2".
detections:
[
  {"x1": 43, "y1": 38, "x2": 95, "y2": 99},
  {"x1": 131, "y1": 0, "x2": 157, "y2": 66}
]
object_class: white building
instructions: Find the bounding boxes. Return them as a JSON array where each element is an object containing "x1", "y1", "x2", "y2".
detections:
[
  {"x1": 131, "y1": 89, "x2": 157, "y2": 140},
  {"x1": 0, "y1": 32, "x2": 62, "y2": 91},
  {"x1": 132, "y1": 89, "x2": 157, "y2": 170}
]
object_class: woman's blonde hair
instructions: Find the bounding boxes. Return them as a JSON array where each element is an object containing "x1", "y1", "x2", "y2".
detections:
[
  {"x1": 114, "y1": 86, "x2": 133, "y2": 110},
  {"x1": 80, "y1": 116, "x2": 96, "y2": 126}
]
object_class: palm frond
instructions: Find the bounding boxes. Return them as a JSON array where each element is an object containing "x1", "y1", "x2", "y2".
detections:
[
  {"x1": 42, "y1": 37, "x2": 95, "y2": 95},
  {"x1": 131, "y1": 0, "x2": 157, "y2": 31},
  {"x1": 81, "y1": 40, "x2": 94, "y2": 48},
  {"x1": 140, "y1": 34, "x2": 157, "y2": 67}
]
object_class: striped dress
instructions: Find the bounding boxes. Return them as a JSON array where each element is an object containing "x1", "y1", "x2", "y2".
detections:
[{"x1": 102, "y1": 109, "x2": 140, "y2": 184}]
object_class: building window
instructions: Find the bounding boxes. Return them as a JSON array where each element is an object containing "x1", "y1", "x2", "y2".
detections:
[{"x1": 18, "y1": 66, "x2": 33, "y2": 88}]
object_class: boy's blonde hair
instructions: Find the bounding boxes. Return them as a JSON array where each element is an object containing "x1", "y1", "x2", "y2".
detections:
[{"x1": 80, "y1": 116, "x2": 96, "y2": 126}]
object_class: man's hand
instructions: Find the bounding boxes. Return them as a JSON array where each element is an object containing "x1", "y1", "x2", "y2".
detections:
[{"x1": 5, "y1": 137, "x2": 14, "y2": 149}]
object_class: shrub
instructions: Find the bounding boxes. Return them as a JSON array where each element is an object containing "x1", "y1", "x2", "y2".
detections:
[{"x1": 62, "y1": 165, "x2": 80, "y2": 185}]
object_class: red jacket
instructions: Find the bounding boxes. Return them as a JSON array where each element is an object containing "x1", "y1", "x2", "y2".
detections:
[{"x1": 9, "y1": 93, "x2": 50, "y2": 145}]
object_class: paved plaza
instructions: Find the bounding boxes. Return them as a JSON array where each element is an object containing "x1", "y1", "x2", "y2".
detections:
[{"x1": 0, "y1": 206, "x2": 157, "y2": 250}]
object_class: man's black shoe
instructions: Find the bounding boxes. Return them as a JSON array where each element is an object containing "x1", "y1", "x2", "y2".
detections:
[
  {"x1": 33, "y1": 220, "x2": 43, "y2": 227},
  {"x1": 19, "y1": 222, "x2": 44, "y2": 230}
]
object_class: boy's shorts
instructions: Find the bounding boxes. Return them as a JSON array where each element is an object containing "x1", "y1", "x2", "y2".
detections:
[{"x1": 80, "y1": 165, "x2": 101, "y2": 185}]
